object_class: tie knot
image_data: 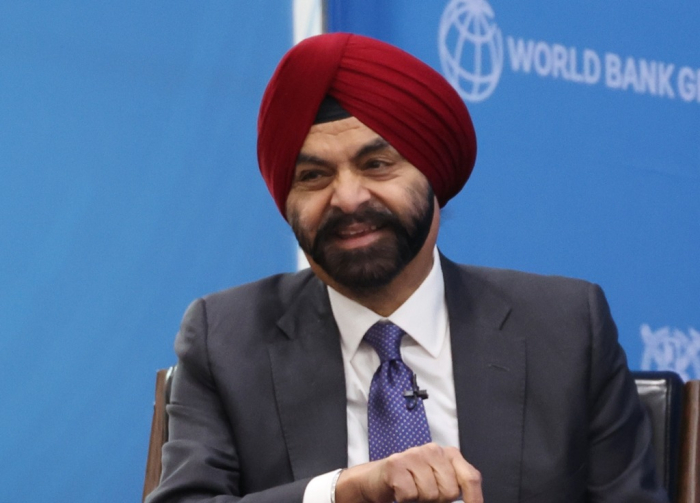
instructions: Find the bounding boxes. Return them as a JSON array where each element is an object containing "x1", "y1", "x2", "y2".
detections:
[{"x1": 364, "y1": 321, "x2": 405, "y2": 363}]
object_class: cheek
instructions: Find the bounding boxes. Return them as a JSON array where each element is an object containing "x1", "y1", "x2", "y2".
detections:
[
  {"x1": 404, "y1": 175, "x2": 431, "y2": 204},
  {"x1": 286, "y1": 194, "x2": 326, "y2": 234},
  {"x1": 375, "y1": 182, "x2": 428, "y2": 218}
]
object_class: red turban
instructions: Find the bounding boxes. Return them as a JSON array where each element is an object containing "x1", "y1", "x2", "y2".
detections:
[{"x1": 257, "y1": 33, "x2": 477, "y2": 217}]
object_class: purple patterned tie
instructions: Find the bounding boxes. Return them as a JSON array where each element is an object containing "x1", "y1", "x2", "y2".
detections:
[{"x1": 364, "y1": 321, "x2": 432, "y2": 461}]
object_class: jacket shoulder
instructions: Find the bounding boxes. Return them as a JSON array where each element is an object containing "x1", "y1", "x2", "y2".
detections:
[
  {"x1": 201, "y1": 268, "x2": 319, "y2": 314},
  {"x1": 443, "y1": 256, "x2": 595, "y2": 301}
]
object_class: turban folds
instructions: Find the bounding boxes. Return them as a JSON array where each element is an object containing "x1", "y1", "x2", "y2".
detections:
[{"x1": 257, "y1": 33, "x2": 477, "y2": 217}]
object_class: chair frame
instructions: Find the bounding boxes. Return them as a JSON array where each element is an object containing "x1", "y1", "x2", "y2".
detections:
[
  {"x1": 678, "y1": 380, "x2": 700, "y2": 502},
  {"x1": 142, "y1": 367, "x2": 174, "y2": 502}
]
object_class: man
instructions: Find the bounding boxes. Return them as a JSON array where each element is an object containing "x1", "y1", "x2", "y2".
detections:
[{"x1": 146, "y1": 33, "x2": 668, "y2": 503}]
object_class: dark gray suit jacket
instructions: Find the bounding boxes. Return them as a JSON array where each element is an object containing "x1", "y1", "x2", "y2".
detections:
[{"x1": 146, "y1": 257, "x2": 668, "y2": 503}]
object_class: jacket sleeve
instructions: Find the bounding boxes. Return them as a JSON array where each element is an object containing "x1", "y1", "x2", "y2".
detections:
[
  {"x1": 144, "y1": 298, "x2": 311, "y2": 503},
  {"x1": 585, "y1": 284, "x2": 669, "y2": 503}
]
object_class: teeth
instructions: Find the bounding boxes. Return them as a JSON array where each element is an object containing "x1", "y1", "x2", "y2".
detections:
[{"x1": 341, "y1": 225, "x2": 376, "y2": 237}]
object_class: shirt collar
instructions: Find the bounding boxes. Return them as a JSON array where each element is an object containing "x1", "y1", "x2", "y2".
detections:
[{"x1": 327, "y1": 247, "x2": 447, "y2": 360}]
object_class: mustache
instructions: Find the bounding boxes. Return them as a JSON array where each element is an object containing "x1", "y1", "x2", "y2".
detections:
[{"x1": 313, "y1": 204, "x2": 402, "y2": 247}]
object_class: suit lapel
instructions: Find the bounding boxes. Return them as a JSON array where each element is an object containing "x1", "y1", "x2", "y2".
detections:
[
  {"x1": 267, "y1": 276, "x2": 348, "y2": 480},
  {"x1": 442, "y1": 257, "x2": 526, "y2": 503}
]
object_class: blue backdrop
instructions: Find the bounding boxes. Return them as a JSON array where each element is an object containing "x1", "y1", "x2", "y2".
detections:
[
  {"x1": 1, "y1": 3, "x2": 295, "y2": 501},
  {"x1": 2, "y1": 1, "x2": 698, "y2": 501},
  {"x1": 328, "y1": 0, "x2": 700, "y2": 379}
]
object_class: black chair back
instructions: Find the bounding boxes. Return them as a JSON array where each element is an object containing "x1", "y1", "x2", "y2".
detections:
[{"x1": 633, "y1": 370, "x2": 684, "y2": 502}]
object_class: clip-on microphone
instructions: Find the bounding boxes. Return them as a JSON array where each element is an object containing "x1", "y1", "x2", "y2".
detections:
[{"x1": 403, "y1": 373, "x2": 428, "y2": 410}]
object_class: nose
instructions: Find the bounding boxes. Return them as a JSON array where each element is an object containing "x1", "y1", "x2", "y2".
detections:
[{"x1": 329, "y1": 170, "x2": 371, "y2": 214}]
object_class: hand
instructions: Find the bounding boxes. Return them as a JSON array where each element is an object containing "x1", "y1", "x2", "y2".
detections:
[{"x1": 335, "y1": 443, "x2": 483, "y2": 503}]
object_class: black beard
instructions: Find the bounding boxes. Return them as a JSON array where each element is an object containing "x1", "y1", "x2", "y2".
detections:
[{"x1": 291, "y1": 186, "x2": 434, "y2": 293}]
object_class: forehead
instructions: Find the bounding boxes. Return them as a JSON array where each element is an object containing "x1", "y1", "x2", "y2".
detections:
[{"x1": 300, "y1": 116, "x2": 386, "y2": 156}]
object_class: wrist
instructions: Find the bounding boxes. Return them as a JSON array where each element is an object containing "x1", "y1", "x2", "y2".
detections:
[
  {"x1": 334, "y1": 462, "x2": 383, "y2": 503},
  {"x1": 335, "y1": 467, "x2": 362, "y2": 503},
  {"x1": 330, "y1": 469, "x2": 343, "y2": 503}
]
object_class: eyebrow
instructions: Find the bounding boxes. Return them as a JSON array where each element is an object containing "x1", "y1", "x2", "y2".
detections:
[
  {"x1": 295, "y1": 137, "x2": 396, "y2": 167},
  {"x1": 351, "y1": 138, "x2": 394, "y2": 163},
  {"x1": 295, "y1": 152, "x2": 329, "y2": 167}
]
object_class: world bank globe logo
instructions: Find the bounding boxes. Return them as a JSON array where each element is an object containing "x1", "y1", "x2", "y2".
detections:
[{"x1": 439, "y1": 0, "x2": 504, "y2": 103}]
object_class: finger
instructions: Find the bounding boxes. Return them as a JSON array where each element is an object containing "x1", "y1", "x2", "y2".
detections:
[
  {"x1": 445, "y1": 448, "x2": 483, "y2": 503},
  {"x1": 411, "y1": 444, "x2": 460, "y2": 502},
  {"x1": 430, "y1": 459, "x2": 461, "y2": 502},
  {"x1": 406, "y1": 451, "x2": 441, "y2": 501},
  {"x1": 382, "y1": 454, "x2": 419, "y2": 502},
  {"x1": 389, "y1": 444, "x2": 461, "y2": 502}
]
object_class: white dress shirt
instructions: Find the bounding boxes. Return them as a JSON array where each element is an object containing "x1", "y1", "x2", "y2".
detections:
[{"x1": 303, "y1": 248, "x2": 459, "y2": 502}]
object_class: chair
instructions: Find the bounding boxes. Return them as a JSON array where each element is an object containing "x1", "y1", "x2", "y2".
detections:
[
  {"x1": 633, "y1": 371, "x2": 684, "y2": 501},
  {"x1": 142, "y1": 368, "x2": 700, "y2": 502},
  {"x1": 142, "y1": 366, "x2": 175, "y2": 502},
  {"x1": 629, "y1": 371, "x2": 700, "y2": 503},
  {"x1": 678, "y1": 380, "x2": 700, "y2": 503}
]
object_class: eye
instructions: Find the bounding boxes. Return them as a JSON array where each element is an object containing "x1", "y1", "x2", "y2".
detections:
[
  {"x1": 297, "y1": 169, "x2": 323, "y2": 182},
  {"x1": 363, "y1": 158, "x2": 391, "y2": 170},
  {"x1": 292, "y1": 167, "x2": 333, "y2": 189}
]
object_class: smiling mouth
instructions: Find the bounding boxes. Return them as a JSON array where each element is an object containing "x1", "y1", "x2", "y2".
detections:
[
  {"x1": 337, "y1": 223, "x2": 377, "y2": 237},
  {"x1": 333, "y1": 223, "x2": 385, "y2": 248}
]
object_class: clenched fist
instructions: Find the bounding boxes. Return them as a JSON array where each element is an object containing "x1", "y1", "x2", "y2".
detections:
[{"x1": 335, "y1": 443, "x2": 482, "y2": 503}]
